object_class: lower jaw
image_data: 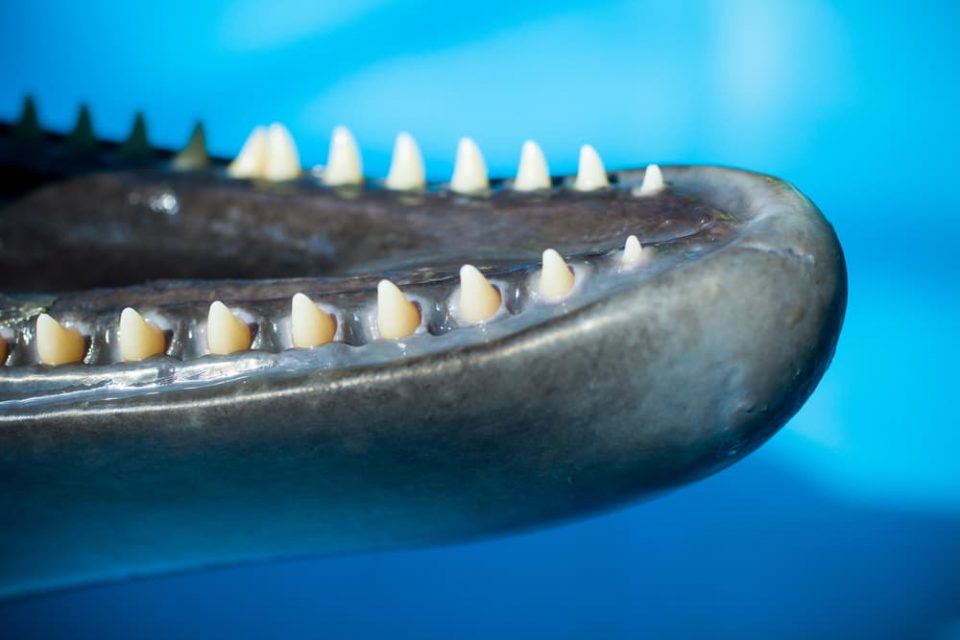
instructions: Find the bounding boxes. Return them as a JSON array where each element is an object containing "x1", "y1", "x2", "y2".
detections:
[{"x1": 0, "y1": 164, "x2": 846, "y2": 598}]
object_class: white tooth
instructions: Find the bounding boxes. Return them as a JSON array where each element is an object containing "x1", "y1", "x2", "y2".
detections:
[
  {"x1": 458, "y1": 265, "x2": 501, "y2": 324},
  {"x1": 385, "y1": 132, "x2": 425, "y2": 191},
  {"x1": 36, "y1": 313, "x2": 85, "y2": 365},
  {"x1": 538, "y1": 249, "x2": 575, "y2": 301},
  {"x1": 118, "y1": 307, "x2": 166, "y2": 362},
  {"x1": 263, "y1": 122, "x2": 301, "y2": 181},
  {"x1": 634, "y1": 163, "x2": 664, "y2": 196},
  {"x1": 573, "y1": 144, "x2": 609, "y2": 191},
  {"x1": 622, "y1": 235, "x2": 646, "y2": 266},
  {"x1": 227, "y1": 125, "x2": 268, "y2": 178},
  {"x1": 207, "y1": 301, "x2": 252, "y2": 355},
  {"x1": 514, "y1": 140, "x2": 551, "y2": 191},
  {"x1": 291, "y1": 293, "x2": 336, "y2": 348},
  {"x1": 376, "y1": 280, "x2": 420, "y2": 339},
  {"x1": 450, "y1": 137, "x2": 489, "y2": 194},
  {"x1": 323, "y1": 126, "x2": 363, "y2": 186}
]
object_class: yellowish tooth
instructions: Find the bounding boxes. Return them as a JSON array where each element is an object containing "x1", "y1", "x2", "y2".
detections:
[
  {"x1": 377, "y1": 280, "x2": 420, "y2": 339},
  {"x1": 450, "y1": 137, "x2": 489, "y2": 194},
  {"x1": 36, "y1": 313, "x2": 86, "y2": 366},
  {"x1": 323, "y1": 126, "x2": 363, "y2": 186},
  {"x1": 458, "y1": 265, "x2": 501, "y2": 324},
  {"x1": 0, "y1": 334, "x2": 7, "y2": 364},
  {"x1": 573, "y1": 144, "x2": 609, "y2": 191},
  {"x1": 514, "y1": 140, "x2": 551, "y2": 191},
  {"x1": 118, "y1": 307, "x2": 166, "y2": 362},
  {"x1": 227, "y1": 125, "x2": 268, "y2": 178},
  {"x1": 634, "y1": 163, "x2": 664, "y2": 196},
  {"x1": 264, "y1": 122, "x2": 301, "y2": 181},
  {"x1": 622, "y1": 235, "x2": 645, "y2": 266},
  {"x1": 291, "y1": 293, "x2": 336, "y2": 348},
  {"x1": 385, "y1": 132, "x2": 425, "y2": 191},
  {"x1": 538, "y1": 249, "x2": 575, "y2": 301},
  {"x1": 207, "y1": 301, "x2": 252, "y2": 355}
]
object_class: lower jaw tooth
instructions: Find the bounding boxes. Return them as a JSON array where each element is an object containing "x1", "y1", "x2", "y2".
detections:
[
  {"x1": 207, "y1": 301, "x2": 253, "y2": 355},
  {"x1": 537, "y1": 249, "x2": 576, "y2": 301},
  {"x1": 118, "y1": 307, "x2": 166, "y2": 362},
  {"x1": 377, "y1": 280, "x2": 420, "y2": 339},
  {"x1": 36, "y1": 313, "x2": 86, "y2": 365},
  {"x1": 458, "y1": 265, "x2": 501, "y2": 324},
  {"x1": 291, "y1": 293, "x2": 336, "y2": 348}
]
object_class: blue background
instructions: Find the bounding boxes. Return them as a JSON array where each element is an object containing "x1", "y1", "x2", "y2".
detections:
[{"x1": 1, "y1": 1, "x2": 958, "y2": 638}]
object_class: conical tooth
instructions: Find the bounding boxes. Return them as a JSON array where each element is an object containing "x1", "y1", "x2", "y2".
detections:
[
  {"x1": 263, "y1": 122, "x2": 301, "y2": 181},
  {"x1": 514, "y1": 140, "x2": 551, "y2": 191},
  {"x1": 13, "y1": 96, "x2": 42, "y2": 144},
  {"x1": 385, "y1": 132, "x2": 425, "y2": 191},
  {"x1": 622, "y1": 235, "x2": 645, "y2": 266},
  {"x1": 120, "y1": 112, "x2": 153, "y2": 162},
  {"x1": 172, "y1": 121, "x2": 210, "y2": 170},
  {"x1": 634, "y1": 163, "x2": 665, "y2": 196},
  {"x1": 323, "y1": 125, "x2": 363, "y2": 187},
  {"x1": 376, "y1": 280, "x2": 420, "y2": 339},
  {"x1": 36, "y1": 313, "x2": 86, "y2": 366},
  {"x1": 291, "y1": 293, "x2": 336, "y2": 348},
  {"x1": 118, "y1": 307, "x2": 166, "y2": 362},
  {"x1": 573, "y1": 144, "x2": 609, "y2": 191},
  {"x1": 67, "y1": 104, "x2": 97, "y2": 156},
  {"x1": 450, "y1": 137, "x2": 489, "y2": 194},
  {"x1": 458, "y1": 265, "x2": 501, "y2": 324},
  {"x1": 538, "y1": 249, "x2": 575, "y2": 301},
  {"x1": 0, "y1": 334, "x2": 8, "y2": 364},
  {"x1": 228, "y1": 125, "x2": 268, "y2": 178},
  {"x1": 207, "y1": 301, "x2": 252, "y2": 355}
]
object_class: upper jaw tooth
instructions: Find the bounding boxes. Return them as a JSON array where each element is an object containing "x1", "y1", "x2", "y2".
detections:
[
  {"x1": 376, "y1": 280, "x2": 421, "y2": 339},
  {"x1": 458, "y1": 265, "x2": 501, "y2": 324},
  {"x1": 513, "y1": 140, "x2": 551, "y2": 191},
  {"x1": 634, "y1": 163, "x2": 664, "y2": 196},
  {"x1": 263, "y1": 123, "x2": 301, "y2": 181},
  {"x1": 538, "y1": 249, "x2": 576, "y2": 301},
  {"x1": 207, "y1": 301, "x2": 253, "y2": 355},
  {"x1": 291, "y1": 293, "x2": 337, "y2": 348},
  {"x1": 118, "y1": 307, "x2": 166, "y2": 362},
  {"x1": 36, "y1": 313, "x2": 86, "y2": 365},
  {"x1": 227, "y1": 123, "x2": 301, "y2": 181},
  {"x1": 573, "y1": 144, "x2": 609, "y2": 191},
  {"x1": 323, "y1": 126, "x2": 363, "y2": 187},
  {"x1": 385, "y1": 132, "x2": 425, "y2": 191},
  {"x1": 450, "y1": 137, "x2": 489, "y2": 194},
  {"x1": 227, "y1": 126, "x2": 268, "y2": 179}
]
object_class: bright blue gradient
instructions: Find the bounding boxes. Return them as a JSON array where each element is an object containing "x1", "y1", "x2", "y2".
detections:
[{"x1": 1, "y1": 1, "x2": 958, "y2": 638}]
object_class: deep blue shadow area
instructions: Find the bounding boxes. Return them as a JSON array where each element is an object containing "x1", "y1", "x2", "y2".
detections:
[{"x1": 1, "y1": 453, "x2": 957, "y2": 640}]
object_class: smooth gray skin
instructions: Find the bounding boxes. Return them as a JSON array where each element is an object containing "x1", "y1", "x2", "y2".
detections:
[{"x1": 0, "y1": 166, "x2": 845, "y2": 598}]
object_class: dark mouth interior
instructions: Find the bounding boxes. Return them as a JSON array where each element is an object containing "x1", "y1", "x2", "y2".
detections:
[{"x1": 0, "y1": 170, "x2": 733, "y2": 294}]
